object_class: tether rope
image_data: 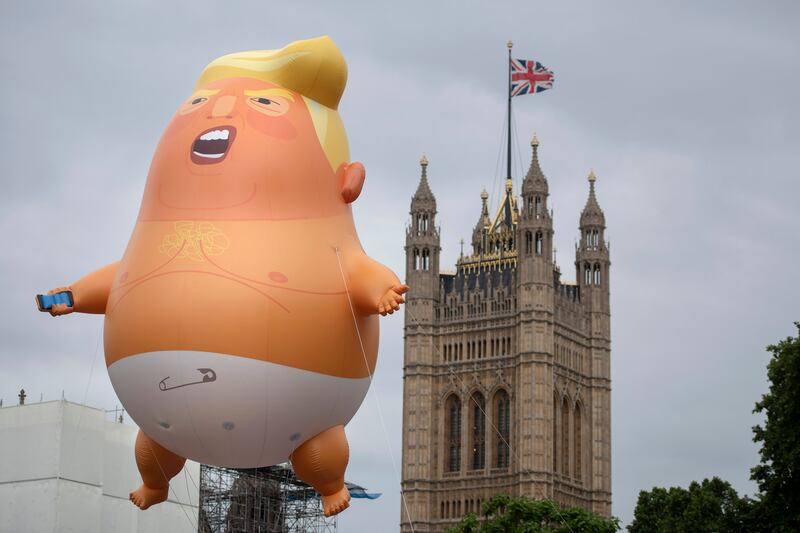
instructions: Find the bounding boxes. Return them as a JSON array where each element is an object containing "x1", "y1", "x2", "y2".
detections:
[
  {"x1": 333, "y1": 247, "x2": 416, "y2": 533},
  {"x1": 151, "y1": 446, "x2": 198, "y2": 531}
]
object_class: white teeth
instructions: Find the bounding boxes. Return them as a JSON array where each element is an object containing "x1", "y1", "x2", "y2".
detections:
[
  {"x1": 199, "y1": 129, "x2": 230, "y2": 141},
  {"x1": 193, "y1": 151, "x2": 224, "y2": 159}
]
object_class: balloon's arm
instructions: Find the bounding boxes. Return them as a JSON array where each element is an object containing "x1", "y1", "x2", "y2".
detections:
[
  {"x1": 36, "y1": 261, "x2": 119, "y2": 316},
  {"x1": 346, "y1": 256, "x2": 408, "y2": 316}
]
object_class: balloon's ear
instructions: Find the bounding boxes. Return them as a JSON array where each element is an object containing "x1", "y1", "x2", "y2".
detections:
[{"x1": 340, "y1": 162, "x2": 365, "y2": 204}]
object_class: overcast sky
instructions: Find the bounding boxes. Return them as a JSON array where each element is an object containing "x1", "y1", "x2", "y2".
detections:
[{"x1": 2, "y1": 1, "x2": 799, "y2": 531}]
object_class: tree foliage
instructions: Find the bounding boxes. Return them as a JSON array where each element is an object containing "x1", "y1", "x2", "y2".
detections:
[
  {"x1": 446, "y1": 494, "x2": 620, "y2": 533},
  {"x1": 628, "y1": 477, "x2": 757, "y2": 532},
  {"x1": 750, "y1": 322, "x2": 800, "y2": 531}
]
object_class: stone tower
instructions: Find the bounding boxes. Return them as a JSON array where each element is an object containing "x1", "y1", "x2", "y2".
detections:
[
  {"x1": 401, "y1": 155, "x2": 441, "y2": 528},
  {"x1": 400, "y1": 139, "x2": 612, "y2": 533},
  {"x1": 575, "y1": 170, "x2": 612, "y2": 512}
]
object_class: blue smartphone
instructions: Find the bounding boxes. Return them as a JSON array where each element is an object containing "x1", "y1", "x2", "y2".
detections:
[{"x1": 36, "y1": 291, "x2": 74, "y2": 312}]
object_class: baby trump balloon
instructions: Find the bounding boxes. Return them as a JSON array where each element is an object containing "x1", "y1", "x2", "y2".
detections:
[{"x1": 37, "y1": 36, "x2": 408, "y2": 517}]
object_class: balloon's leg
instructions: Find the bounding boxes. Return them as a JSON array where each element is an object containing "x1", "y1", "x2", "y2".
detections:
[
  {"x1": 290, "y1": 424, "x2": 351, "y2": 517},
  {"x1": 129, "y1": 430, "x2": 186, "y2": 510}
]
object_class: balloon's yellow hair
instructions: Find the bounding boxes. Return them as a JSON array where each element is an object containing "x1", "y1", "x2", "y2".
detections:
[{"x1": 196, "y1": 36, "x2": 349, "y2": 172}]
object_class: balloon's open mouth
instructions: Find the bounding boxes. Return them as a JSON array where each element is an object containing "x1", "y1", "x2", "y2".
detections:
[{"x1": 190, "y1": 126, "x2": 237, "y2": 165}]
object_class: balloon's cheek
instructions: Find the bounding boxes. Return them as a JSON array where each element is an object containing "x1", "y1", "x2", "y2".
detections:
[{"x1": 246, "y1": 112, "x2": 298, "y2": 140}]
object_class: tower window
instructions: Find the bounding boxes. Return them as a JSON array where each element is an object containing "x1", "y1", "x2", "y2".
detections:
[
  {"x1": 593, "y1": 263, "x2": 601, "y2": 285},
  {"x1": 470, "y1": 392, "x2": 486, "y2": 470},
  {"x1": 584, "y1": 263, "x2": 592, "y2": 285},
  {"x1": 574, "y1": 403, "x2": 582, "y2": 482},
  {"x1": 422, "y1": 248, "x2": 430, "y2": 270},
  {"x1": 535, "y1": 232, "x2": 543, "y2": 255},
  {"x1": 535, "y1": 195, "x2": 542, "y2": 216},
  {"x1": 553, "y1": 395, "x2": 559, "y2": 473},
  {"x1": 525, "y1": 231, "x2": 532, "y2": 255},
  {"x1": 494, "y1": 389, "x2": 510, "y2": 468},
  {"x1": 561, "y1": 397, "x2": 570, "y2": 476},
  {"x1": 413, "y1": 248, "x2": 420, "y2": 270},
  {"x1": 415, "y1": 213, "x2": 430, "y2": 235},
  {"x1": 446, "y1": 395, "x2": 462, "y2": 472}
]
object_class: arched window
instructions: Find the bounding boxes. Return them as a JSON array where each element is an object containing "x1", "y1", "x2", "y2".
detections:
[
  {"x1": 574, "y1": 403, "x2": 582, "y2": 482},
  {"x1": 413, "y1": 248, "x2": 420, "y2": 270},
  {"x1": 553, "y1": 395, "x2": 559, "y2": 472},
  {"x1": 421, "y1": 249, "x2": 430, "y2": 271},
  {"x1": 561, "y1": 397, "x2": 570, "y2": 476},
  {"x1": 593, "y1": 263, "x2": 601, "y2": 285},
  {"x1": 584, "y1": 263, "x2": 592, "y2": 285},
  {"x1": 525, "y1": 231, "x2": 532, "y2": 255},
  {"x1": 535, "y1": 232, "x2": 543, "y2": 255},
  {"x1": 494, "y1": 389, "x2": 510, "y2": 468},
  {"x1": 470, "y1": 392, "x2": 486, "y2": 470},
  {"x1": 535, "y1": 195, "x2": 542, "y2": 216},
  {"x1": 446, "y1": 395, "x2": 462, "y2": 472}
]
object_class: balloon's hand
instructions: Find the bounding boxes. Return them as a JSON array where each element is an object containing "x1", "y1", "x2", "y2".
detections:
[
  {"x1": 377, "y1": 284, "x2": 409, "y2": 316},
  {"x1": 47, "y1": 287, "x2": 74, "y2": 316}
]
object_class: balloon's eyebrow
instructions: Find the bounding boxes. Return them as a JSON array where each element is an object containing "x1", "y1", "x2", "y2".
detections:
[
  {"x1": 244, "y1": 88, "x2": 295, "y2": 102},
  {"x1": 189, "y1": 89, "x2": 221, "y2": 98}
]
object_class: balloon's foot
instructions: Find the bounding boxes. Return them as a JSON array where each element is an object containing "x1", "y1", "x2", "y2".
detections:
[
  {"x1": 129, "y1": 484, "x2": 168, "y2": 510},
  {"x1": 322, "y1": 485, "x2": 351, "y2": 517}
]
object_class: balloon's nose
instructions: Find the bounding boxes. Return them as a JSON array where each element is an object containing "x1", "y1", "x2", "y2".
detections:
[{"x1": 210, "y1": 95, "x2": 236, "y2": 118}]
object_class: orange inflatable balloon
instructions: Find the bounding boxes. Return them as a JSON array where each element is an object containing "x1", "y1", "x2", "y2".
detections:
[{"x1": 37, "y1": 36, "x2": 406, "y2": 517}]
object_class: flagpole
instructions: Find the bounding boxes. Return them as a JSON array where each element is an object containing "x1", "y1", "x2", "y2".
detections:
[{"x1": 506, "y1": 40, "x2": 513, "y2": 182}]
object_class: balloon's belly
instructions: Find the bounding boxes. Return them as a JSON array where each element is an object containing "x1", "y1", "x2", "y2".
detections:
[
  {"x1": 104, "y1": 269, "x2": 378, "y2": 379},
  {"x1": 108, "y1": 350, "x2": 370, "y2": 467}
]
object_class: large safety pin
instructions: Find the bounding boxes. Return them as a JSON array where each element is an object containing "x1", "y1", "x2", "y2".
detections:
[{"x1": 158, "y1": 368, "x2": 217, "y2": 391}]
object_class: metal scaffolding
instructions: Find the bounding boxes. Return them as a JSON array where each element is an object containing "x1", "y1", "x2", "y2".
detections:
[{"x1": 198, "y1": 463, "x2": 337, "y2": 533}]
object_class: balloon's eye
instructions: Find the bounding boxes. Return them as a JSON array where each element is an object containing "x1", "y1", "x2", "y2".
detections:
[
  {"x1": 246, "y1": 94, "x2": 290, "y2": 116},
  {"x1": 191, "y1": 97, "x2": 207, "y2": 105}
]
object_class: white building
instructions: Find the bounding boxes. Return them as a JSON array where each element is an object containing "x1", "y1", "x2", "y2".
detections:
[{"x1": 0, "y1": 400, "x2": 199, "y2": 533}]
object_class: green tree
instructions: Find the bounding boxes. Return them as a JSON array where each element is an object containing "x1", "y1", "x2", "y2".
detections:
[
  {"x1": 628, "y1": 477, "x2": 756, "y2": 532},
  {"x1": 446, "y1": 494, "x2": 620, "y2": 533},
  {"x1": 750, "y1": 322, "x2": 800, "y2": 532}
]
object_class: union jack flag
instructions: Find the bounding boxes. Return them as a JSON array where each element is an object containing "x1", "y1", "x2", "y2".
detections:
[{"x1": 510, "y1": 58, "x2": 555, "y2": 97}]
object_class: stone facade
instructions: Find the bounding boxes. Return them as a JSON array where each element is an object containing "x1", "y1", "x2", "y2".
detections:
[{"x1": 400, "y1": 138, "x2": 611, "y2": 532}]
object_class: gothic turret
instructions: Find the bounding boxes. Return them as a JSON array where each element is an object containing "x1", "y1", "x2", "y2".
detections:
[
  {"x1": 405, "y1": 155, "x2": 441, "y2": 323},
  {"x1": 517, "y1": 135, "x2": 555, "y2": 302},
  {"x1": 521, "y1": 134, "x2": 549, "y2": 198},
  {"x1": 472, "y1": 189, "x2": 491, "y2": 255},
  {"x1": 574, "y1": 170, "x2": 611, "y2": 511},
  {"x1": 579, "y1": 170, "x2": 606, "y2": 229},
  {"x1": 575, "y1": 170, "x2": 609, "y2": 300}
]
